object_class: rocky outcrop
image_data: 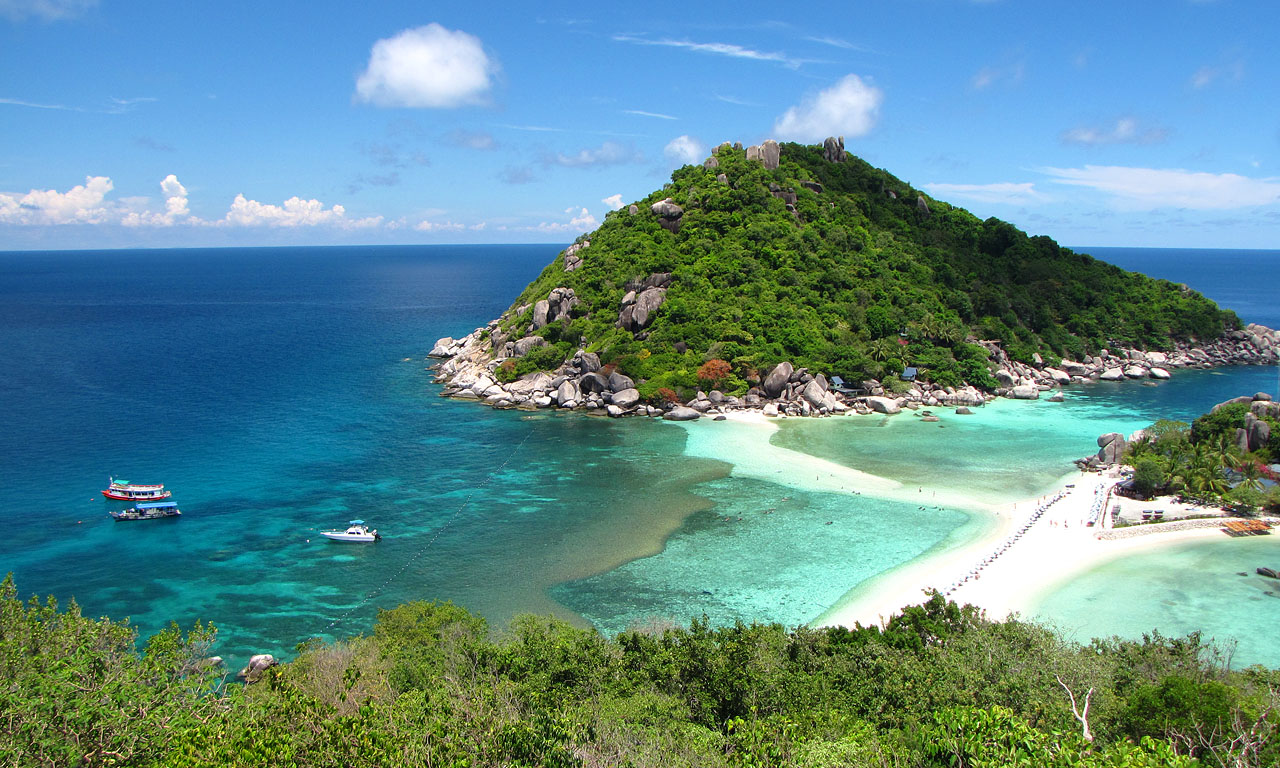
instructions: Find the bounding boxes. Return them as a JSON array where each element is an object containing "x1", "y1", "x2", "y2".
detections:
[
  {"x1": 532, "y1": 287, "x2": 579, "y2": 330},
  {"x1": 618, "y1": 276, "x2": 671, "y2": 334},
  {"x1": 822, "y1": 136, "x2": 846, "y2": 163},
  {"x1": 663, "y1": 406, "x2": 701, "y2": 421},
  {"x1": 650, "y1": 198, "x2": 684, "y2": 233},
  {"x1": 703, "y1": 156, "x2": 719, "y2": 169},
  {"x1": 237, "y1": 654, "x2": 278, "y2": 683},
  {"x1": 865, "y1": 396, "x2": 901, "y2": 415},
  {"x1": 762, "y1": 361, "x2": 794, "y2": 398},
  {"x1": 563, "y1": 240, "x2": 588, "y2": 272},
  {"x1": 1096, "y1": 433, "x2": 1127, "y2": 465},
  {"x1": 746, "y1": 140, "x2": 780, "y2": 170}
]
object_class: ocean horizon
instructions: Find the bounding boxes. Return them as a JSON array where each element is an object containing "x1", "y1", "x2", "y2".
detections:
[{"x1": 1, "y1": 244, "x2": 1276, "y2": 666}]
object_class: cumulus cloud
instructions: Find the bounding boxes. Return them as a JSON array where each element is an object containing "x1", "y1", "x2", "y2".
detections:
[
  {"x1": 922, "y1": 182, "x2": 1045, "y2": 206},
  {"x1": 663, "y1": 135, "x2": 704, "y2": 166},
  {"x1": 355, "y1": 24, "x2": 497, "y2": 108},
  {"x1": 0, "y1": 175, "x2": 115, "y2": 224},
  {"x1": 0, "y1": 0, "x2": 96, "y2": 22},
  {"x1": 602, "y1": 193, "x2": 624, "y2": 210},
  {"x1": 223, "y1": 194, "x2": 382, "y2": 228},
  {"x1": 122, "y1": 174, "x2": 191, "y2": 226},
  {"x1": 546, "y1": 141, "x2": 640, "y2": 168},
  {"x1": 1041, "y1": 165, "x2": 1280, "y2": 210},
  {"x1": 1061, "y1": 117, "x2": 1167, "y2": 146},
  {"x1": 773, "y1": 74, "x2": 882, "y2": 142},
  {"x1": 529, "y1": 206, "x2": 599, "y2": 233}
]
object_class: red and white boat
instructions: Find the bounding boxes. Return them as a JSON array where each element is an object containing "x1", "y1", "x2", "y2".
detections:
[{"x1": 102, "y1": 478, "x2": 172, "y2": 501}]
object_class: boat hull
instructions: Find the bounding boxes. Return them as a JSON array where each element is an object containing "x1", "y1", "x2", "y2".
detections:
[
  {"x1": 103, "y1": 489, "x2": 172, "y2": 501},
  {"x1": 110, "y1": 509, "x2": 181, "y2": 521},
  {"x1": 319, "y1": 531, "x2": 379, "y2": 542}
]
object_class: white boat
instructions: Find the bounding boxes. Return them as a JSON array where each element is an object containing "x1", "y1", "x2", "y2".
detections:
[{"x1": 319, "y1": 520, "x2": 380, "y2": 542}]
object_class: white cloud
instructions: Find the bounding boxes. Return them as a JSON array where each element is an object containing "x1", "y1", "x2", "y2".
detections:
[
  {"x1": 1041, "y1": 165, "x2": 1280, "y2": 210},
  {"x1": 613, "y1": 35, "x2": 800, "y2": 67},
  {"x1": 0, "y1": 175, "x2": 114, "y2": 224},
  {"x1": 602, "y1": 193, "x2": 624, "y2": 210},
  {"x1": 773, "y1": 74, "x2": 882, "y2": 142},
  {"x1": 355, "y1": 24, "x2": 497, "y2": 108},
  {"x1": 1061, "y1": 117, "x2": 1167, "y2": 146},
  {"x1": 547, "y1": 141, "x2": 640, "y2": 168},
  {"x1": 530, "y1": 206, "x2": 599, "y2": 233},
  {"x1": 0, "y1": 0, "x2": 96, "y2": 22},
  {"x1": 663, "y1": 135, "x2": 704, "y2": 166},
  {"x1": 414, "y1": 219, "x2": 465, "y2": 232},
  {"x1": 121, "y1": 174, "x2": 190, "y2": 227},
  {"x1": 923, "y1": 182, "x2": 1045, "y2": 206},
  {"x1": 223, "y1": 194, "x2": 382, "y2": 228}
]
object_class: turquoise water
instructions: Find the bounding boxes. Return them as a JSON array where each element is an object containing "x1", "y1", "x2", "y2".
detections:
[
  {"x1": 1034, "y1": 536, "x2": 1280, "y2": 668},
  {"x1": 1, "y1": 245, "x2": 1276, "y2": 668}
]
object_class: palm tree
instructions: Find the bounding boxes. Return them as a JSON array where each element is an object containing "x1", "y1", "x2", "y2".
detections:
[{"x1": 869, "y1": 337, "x2": 899, "y2": 362}]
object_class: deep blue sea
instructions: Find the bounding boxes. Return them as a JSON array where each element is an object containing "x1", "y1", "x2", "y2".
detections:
[{"x1": 0, "y1": 245, "x2": 1276, "y2": 666}]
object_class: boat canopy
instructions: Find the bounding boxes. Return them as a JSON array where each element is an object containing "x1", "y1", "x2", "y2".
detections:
[
  {"x1": 137, "y1": 501, "x2": 179, "y2": 509},
  {"x1": 349, "y1": 519, "x2": 365, "y2": 525}
]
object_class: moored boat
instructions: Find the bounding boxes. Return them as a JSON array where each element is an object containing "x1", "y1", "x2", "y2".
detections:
[
  {"x1": 319, "y1": 520, "x2": 380, "y2": 542},
  {"x1": 109, "y1": 501, "x2": 182, "y2": 521},
  {"x1": 1258, "y1": 566, "x2": 1279, "y2": 579},
  {"x1": 102, "y1": 478, "x2": 172, "y2": 501}
]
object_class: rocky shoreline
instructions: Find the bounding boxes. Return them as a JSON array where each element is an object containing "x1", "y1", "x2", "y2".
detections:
[{"x1": 428, "y1": 320, "x2": 1278, "y2": 423}]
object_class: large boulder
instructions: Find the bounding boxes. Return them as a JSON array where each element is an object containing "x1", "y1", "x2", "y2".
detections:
[
  {"x1": 1010, "y1": 384, "x2": 1040, "y2": 400},
  {"x1": 865, "y1": 396, "x2": 901, "y2": 415},
  {"x1": 801, "y1": 379, "x2": 829, "y2": 409},
  {"x1": 563, "y1": 240, "x2": 588, "y2": 272},
  {"x1": 1247, "y1": 414, "x2": 1271, "y2": 452},
  {"x1": 995, "y1": 369, "x2": 1017, "y2": 387},
  {"x1": 760, "y1": 140, "x2": 780, "y2": 170},
  {"x1": 1096, "y1": 433, "x2": 1127, "y2": 464},
  {"x1": 650, "y1": 198, "x2": 684, "y2": 233},
  {"x1": 506, "y1": 371, "x2": 554, "y2": 395},
  {"x1": 1099, "y1": 368, "x2": 1125, "y2": 381},
  {"x1": 511, "y1": 336, "x2": 548, "y2": 357},
  {"x1": 237, "y1": 654, "x2": 278, "y2": 683},
  {"x1": 1045, "y1": 368, "x2": 1071, "y2": 385},
  {"x1": 822, "y1": 136, "x2": 846, "y2": 163},
  {"x1": 608, "y1": 371, "x2": 635, "y2": 392},
  {"x1": 1149, "y1": 367, "x2": 1171, "y2": 380},
  {"x1": 632, "y1": 288, "x2": 666, "y2": 329},
  {"x1": 532, "y1": 300, "x2": 550, "y2": 329},
  {"x1": 577, "y1": 372, "x2": 610, "y2": 394},
  {"x1": 611, "y1": 388, "x2": 641, "y2": 409},
  {"x1": 663, "y1": 406, "x2": 701, "y2": 421},
  {"x1": 429, "y1": 337, "x2": 456, "y2": 358},
  {"x1": 763, "y1": 362, "x2": 794, "y2": 398},
  {"x1": 555, "y1": 379, "x2": 580, "y2": 407}
]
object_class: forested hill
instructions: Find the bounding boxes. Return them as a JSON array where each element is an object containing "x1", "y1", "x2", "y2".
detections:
[{"x1": 493, "y1": 139, "x2": 1237, "y2": 395}]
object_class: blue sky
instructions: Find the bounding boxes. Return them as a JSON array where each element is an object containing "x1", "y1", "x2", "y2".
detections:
[{"x1": 1, "y1": 0, "x2": 1277, "y2": 250}]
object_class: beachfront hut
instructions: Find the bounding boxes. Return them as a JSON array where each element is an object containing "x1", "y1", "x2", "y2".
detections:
[{"x1": 900, "y1": 367, "x2": 918, "y2": 382}]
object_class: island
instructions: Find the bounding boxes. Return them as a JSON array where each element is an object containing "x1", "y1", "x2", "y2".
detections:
[{"x1": 430, "y1": 139, "x2": 1278, "y2": 419}]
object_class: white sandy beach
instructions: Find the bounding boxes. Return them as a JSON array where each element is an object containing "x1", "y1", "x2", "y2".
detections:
[
  {"x1": 815, "y1": 470, "x2": 1238, "y2": 629},
  {"x1": 685, "y1": 410, "x2": 1254, "y2": 631}
]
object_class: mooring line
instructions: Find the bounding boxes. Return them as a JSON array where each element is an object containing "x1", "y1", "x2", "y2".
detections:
[{"x1": 322, "y1": 422, "x2": 537, "y2": 633}]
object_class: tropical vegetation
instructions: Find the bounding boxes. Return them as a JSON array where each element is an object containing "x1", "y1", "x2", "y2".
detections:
[
  {"x1": 495, "y1": 142, "x2": 1238, "y2": 401},
  {"x1": 3, "y1": 575, "x2": 1277, "y2": 767},
  {"x1": 1125, "y1": 405, "x2": 1279, "y2": 512}
]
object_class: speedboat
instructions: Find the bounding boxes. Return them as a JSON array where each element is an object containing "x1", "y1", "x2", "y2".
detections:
[
  {"x1": 109, "y1": 501, "x2": 181, "y2": 521},
  {"x1": 319, "y1": 520, "x2": 380, "y2": 542},
  {"x1": 102, "y1": 478, "x2": 172, "y2": 501}
]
